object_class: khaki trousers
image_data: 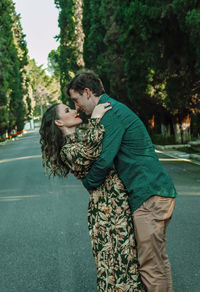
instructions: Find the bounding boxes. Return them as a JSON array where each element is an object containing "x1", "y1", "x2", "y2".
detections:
[{"x1": 132, "y1": 195, "x2": 175, "y2": 292}]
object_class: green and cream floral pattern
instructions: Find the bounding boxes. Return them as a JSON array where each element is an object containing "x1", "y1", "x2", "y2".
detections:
[{"x1": 61, "y1": 119, "x2": 145, "y2": 292}]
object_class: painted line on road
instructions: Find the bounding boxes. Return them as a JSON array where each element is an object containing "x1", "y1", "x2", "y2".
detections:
[
  {"x1": 177, "y1": 192, "x2": 200, "y2": 196},
  {"x1": 0, "y1": 155, "x2": 42, "y2": 164},
  {"x1": 159, "y1": 158, "x2": 192, "y2": 162},
  {"x1": 157, "y1": 150, "x2": 200, "y2": 166},
  {"x1": 0, "y1": 194, "x2": 41, "y2": 202}
]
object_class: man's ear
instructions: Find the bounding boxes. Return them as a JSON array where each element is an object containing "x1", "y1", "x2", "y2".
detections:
[
  {"x1": 54, "y1": 119, "x2": 63, "y2": 127},
  {"x1": 84, "y1": 88, "x2": 92, "y2": 99}
]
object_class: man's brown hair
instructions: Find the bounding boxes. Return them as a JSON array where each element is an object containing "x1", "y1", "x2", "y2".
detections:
[{"x1": 67, "y1": 72, "x2": 105, "y2": 97}]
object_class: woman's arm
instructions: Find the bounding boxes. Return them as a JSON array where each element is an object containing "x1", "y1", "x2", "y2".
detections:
[{"x1": 60, "y1": 103, "x2": 112, "y2": 178}]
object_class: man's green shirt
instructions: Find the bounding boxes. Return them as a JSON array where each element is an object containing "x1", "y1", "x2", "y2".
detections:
[{"x1": 82, "y1": 94, "x2": 177, "y2": 212}]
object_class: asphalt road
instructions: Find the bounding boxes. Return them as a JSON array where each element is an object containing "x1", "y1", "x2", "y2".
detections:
[{"x1": 0, "y1": 130, "x2": 199, "y2": 292}]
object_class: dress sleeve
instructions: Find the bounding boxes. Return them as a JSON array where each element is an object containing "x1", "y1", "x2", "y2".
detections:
[
  {"x1": 82, "y1": 110, "x2": 124, "y2": 190},
  {"x1": 60, "y1": 118, "x2": 105, "y2": 179}
]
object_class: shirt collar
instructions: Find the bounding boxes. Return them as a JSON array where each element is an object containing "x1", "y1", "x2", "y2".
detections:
[{"x1": 97, "y1": 93, "x2": 109, "y2": 105}]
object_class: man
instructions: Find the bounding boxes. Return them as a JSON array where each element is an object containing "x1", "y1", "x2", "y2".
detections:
[{"x1": 67, "y1": 72, "x2": 177, "y2": 292}]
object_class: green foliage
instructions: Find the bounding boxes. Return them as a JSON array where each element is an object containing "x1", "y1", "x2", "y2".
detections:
[
  {"x1": 26, "y1": 59, "x2": 60, "y2": 117},
  {"x1": 151, "y1": 134, "x2": 175, "y2": 145},
  {"x1": 0, "y1": 0, "x2": 26, "y2": 134},
  {"x1": 54, "y1": 0, "x2": 200, "y2": 138},
  {"x1": 54, "y1": 0, "x2": 84, "y2": 104},
  {"x1": 0, "y1": 0, "x2": 60, "y2": 136},
  {"x1": 115, "y1": 0, "x2": 200, "y2": 123},
  {"x1": 47, "y1": 48, "x2": 61, "y2": 78},
  {"x1": 83, "y1": 0, "x2": 106, "y2": 71},
  {"x1": 0, "y1": 0, "x2": 13, "y2": 135},
  {"x1": 12, "y1": 10, "x2": 30, "y2": 120},
  {"x1": 83, "y1": 0, "x2": 128, "y2": 104}
]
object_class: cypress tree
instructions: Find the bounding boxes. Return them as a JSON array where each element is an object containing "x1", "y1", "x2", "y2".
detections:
[
  {"x1": 55, "y1": 0, "x2": 200, "y2": 140},
  {"x1": 55, "y1": 0, "x2": 84, "y2": 104},
  {"x1": 12, "y1": 9, "x2": 30, "y2": 120},
  {"x1": 0, "y1": 0, "x2": 13, "y2": 136},
  {"x1": 0, "y1": 0, "x2": 28, "y2": 135},
  {"x1": 116, "y1": 0, "x2": 200, "y2": 139}
]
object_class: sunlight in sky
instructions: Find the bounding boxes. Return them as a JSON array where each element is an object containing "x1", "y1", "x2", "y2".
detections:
[{"x1": 14, "y1": 0, "x2": 59, "y2": 69}]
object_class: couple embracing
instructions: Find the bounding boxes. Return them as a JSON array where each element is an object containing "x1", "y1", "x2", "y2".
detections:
[{"x1": 40, "y1": 72, "x2": 177, "y2": 292}]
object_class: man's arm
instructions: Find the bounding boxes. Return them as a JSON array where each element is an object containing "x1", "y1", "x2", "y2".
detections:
[{"x1": 82, "y1": 110, "x2": 124, "y2": 190}]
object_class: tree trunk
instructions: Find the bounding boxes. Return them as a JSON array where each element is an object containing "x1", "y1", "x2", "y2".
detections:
[
  {"x1": 181, "y1": 114, "x2": 191, "y2": 142},
  {"x1": 173, "y1": 114, "x2": 191, "y2": 144},
  {"x1": 161, "y1": 123, "x2": 171, "y2": 137}
]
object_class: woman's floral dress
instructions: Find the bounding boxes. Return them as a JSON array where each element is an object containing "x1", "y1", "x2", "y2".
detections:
[{"x1": 60, "y1": 119, "x2": 145, "y2": 292}]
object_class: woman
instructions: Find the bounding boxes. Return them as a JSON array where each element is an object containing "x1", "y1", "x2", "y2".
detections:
[{"x1": 39, "y1": 103, "x2": 145, "y2": 292}]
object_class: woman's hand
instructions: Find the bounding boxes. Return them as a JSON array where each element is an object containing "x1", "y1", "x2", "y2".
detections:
[{"x1": 91, "y1": 103, "x2": 112, "y2": 119}]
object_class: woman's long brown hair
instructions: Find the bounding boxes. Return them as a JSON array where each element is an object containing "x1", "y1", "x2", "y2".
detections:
[{"x1": 39, "y1": 104, "x2": 69, "y2": 177}]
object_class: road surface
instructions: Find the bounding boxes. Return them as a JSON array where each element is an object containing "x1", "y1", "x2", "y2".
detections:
[{"x1": 0, "y1": 131, "x2": 199, "y2": 292}]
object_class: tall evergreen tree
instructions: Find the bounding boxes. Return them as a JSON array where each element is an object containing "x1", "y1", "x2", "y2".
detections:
[
  {"x1": 55, "y1": 0, "x2": 84, "y2": 104},
  {"x1": 0, "y1": 0, "x2": 14, "y2": 135},
  {"x1": 55, "y1": 0, "x2": 200, "y2": 141},
  {"x1": 82, "y1": 0, "x2": 127, "y2": 101},
  {"x1": 116, "y1": 0, "x2": 200, "y2": 141},
  {"x1": 48, "y1": 48, "x2": 61, "y2": 78},
  {"x1": 12, "y1": 9, "x2": 30, "y2": 120},
  {"x1": 83, "y1": 0, "x2": 105, "y2": 71},
  {"x1": 99, "y1": 0, "x2": 127, "y2": 102},
  {"x1": 0, "y1": 0, "x2": 29, "y2": 135}
]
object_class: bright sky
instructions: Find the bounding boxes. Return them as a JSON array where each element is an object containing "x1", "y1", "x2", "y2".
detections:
[{"x1": 14, "y1": 0, "x2": 59, "y2": 69}]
